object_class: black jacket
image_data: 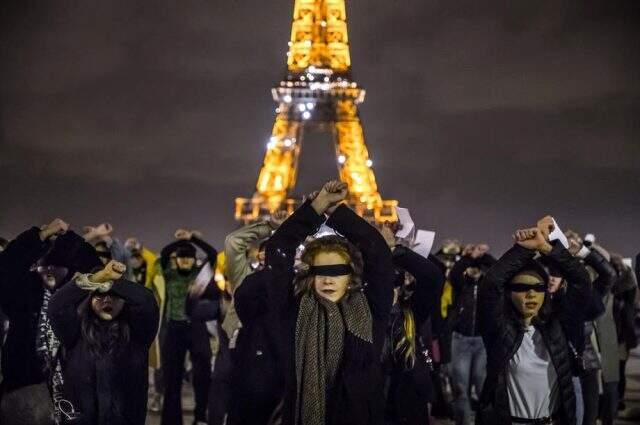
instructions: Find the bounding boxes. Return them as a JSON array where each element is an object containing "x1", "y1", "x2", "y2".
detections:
[
  {"x1": 0, "y1": 228, "x2": 100, "y2": 394},
  {"x1": 229, "y1": 268, "x2": 283, "y2": 425},
  {"x1": 49, "y1": 279, "x2": 159, "y2": 425},
  {"x1": 160, "y1": 236, "x2": 219, "y2": 356},
  {"x1": 264, "y1": 202, "x2": 395, "y2": 425},
  {"x1": 449, "y1": 254, "x2": 497, "y2": 337},
  {"x1": 478, "y1": 243, "x2": 591, "y2": 425},
  {"x1": 384, "y1": 246, "x2": 444, "y2": 425}
]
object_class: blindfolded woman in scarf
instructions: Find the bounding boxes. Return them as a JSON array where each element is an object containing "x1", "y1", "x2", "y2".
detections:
[{"x1": 258, "y1": 180, "x2": 395, "y2": 425}]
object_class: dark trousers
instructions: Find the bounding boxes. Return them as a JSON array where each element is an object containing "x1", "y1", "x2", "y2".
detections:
[
  {"x1": 618, "y1": 360, "x2": 627, "y2": 405},
  {"x1": 208, "y1": 344, "x2": 232, "y2": 425},
  {"x1": 580, "y1": 369, "x2": 599, "y2": 425},
  {"x1": 161, "y1": 321, "x2": 211, "y2": 425},
  {"x1": 599, "y1": 381, "x2": 618, "y2": 425}
]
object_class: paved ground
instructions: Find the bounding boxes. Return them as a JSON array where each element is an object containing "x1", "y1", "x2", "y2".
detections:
[{"x1": 146, "y1": 345, "x2": 640, "y2": 425}]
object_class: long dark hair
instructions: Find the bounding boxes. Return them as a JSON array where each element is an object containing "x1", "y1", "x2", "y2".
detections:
[{"x1": 80, "y1": 298, "x2": 130, "y2": 358}]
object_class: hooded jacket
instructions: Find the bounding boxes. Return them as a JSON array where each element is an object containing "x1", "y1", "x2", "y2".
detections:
[{"x1": 477, "y1": 243, "x2": 591, "y2": 425}]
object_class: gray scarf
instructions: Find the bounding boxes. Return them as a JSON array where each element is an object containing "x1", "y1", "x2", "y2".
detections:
[{"x1": 294, "y1": 290, "x2": 372, "y2": 425}]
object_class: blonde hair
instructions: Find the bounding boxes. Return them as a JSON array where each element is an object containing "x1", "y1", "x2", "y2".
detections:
[{"x1": 395, "y1": 306, "x2": 417, "y2": 369}]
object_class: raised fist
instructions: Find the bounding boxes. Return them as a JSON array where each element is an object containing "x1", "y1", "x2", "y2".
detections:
[
  {"x1": 514, "y1": 228, "x2": 552, "y2": 254},
  {"x1": 83, "y1": 223, "x2": 113, "y2": 242},
  {"x1": 174, "y1": 229, "x2": 193, "y2": 241},
  {"x1": 536, "y1": 216, "x2": 556, "y2": 239},
  {"x1": 311, "y1": 180, "x2": 348, "y2": 215},
  {"x1": 39, "y1": 218, "x2": 69, "y2": 241},
  {"x1": 93, "y1": 260, "x2": 127, "y2": 282},
  {"x1": 269, "y1": 210, "x2": 289, "y2": 229},
  {"x1": 124, "y1": 237, "x2": 141, "y2": 252}
]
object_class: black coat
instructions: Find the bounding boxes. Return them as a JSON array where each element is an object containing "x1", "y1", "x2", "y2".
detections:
[
  {"x1": 449, "y1": 254, "x2": 497, "y2": 337},
  {"x1": 0, "y1": 228, "x2": 100, "y2": 394},
  {"x1": 229, "y1": 268, "x2": 283, "y2": 425},
  {"x1": 48, "y1": 279, "x2": 159, "y2": 425},
  {"x1": 384, "y1": 246, "x2": 444, "y2": 425},
  {"x1": 264, "y1": 202, "x2": 395, "y2": 425},
  {"x1": 477, "y1": 243, "x2": 591, "y2": 425}
]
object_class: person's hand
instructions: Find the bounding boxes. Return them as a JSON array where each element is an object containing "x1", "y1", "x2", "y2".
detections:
[
  {"x1": 302, "y1": 190, "x2": 320, "y2": 203},
  {"x1": 536, "y1": 216, "x2": 556, "y2": 240},
  {"x1": 462, "y1": 244, "x2": 475, "y2": 256},
  {"x1": 470, "y1": 244, "x2": 488, "y2": 259},
  {"x1": 39, "y1": 218, "x2": 69, "y2": 241},
  {"x1": 269, "y1": 210, "x2": 289, "y2": 229},
  {"x1": 379, "y1": 222, "x2": 397, "y2": 250},
  {"x1": 323, "y1": 180, "x2": 349, "y2": 215},
  {"x1": 174, "y1": 229, "x2": 193, "y2": 241},
  {"x1": 514, "y1": 228, "x2": 552, "y2": 254},
  {"x1": 124, "y1": 237, "x2": 141, "y2": 252},
  {"x1": 92, "y1": 260, "x2": 126, "y2": 283},
  {"x1": 476, "y1": 244, "x2": 490, "y2": 256},
  {"x1": 83, "y1": 223, "x2": 113, "y2": 242}
]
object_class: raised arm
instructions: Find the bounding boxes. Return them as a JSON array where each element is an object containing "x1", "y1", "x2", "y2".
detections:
[
  {"x1": 109, "y1": 279, "x2": 160, "y2": 346},
  {"x1": 225, "y1": 221, "x2": 273, "y2": 291},
  {"x1": 191, "y1": 236, "x2": 218, "y2": 267},
  {"x1": 325, "y1": 205, "x2": 395, "y2": 320},
  {"x1": 266, "y1": 201, "x2": 324, "y2": 313},
  {"x1": 48, "y1": 279, "x2": 93, "y2": 347},
  {"x1": 583, "y1": 248, "x2": 616, "y2": 299},
  {"x1": 160, "y1": 240, "x2": 183, "y2": 270},
  {"x1": 392, "y1": 245, "x2": 444, "y2": 325}
]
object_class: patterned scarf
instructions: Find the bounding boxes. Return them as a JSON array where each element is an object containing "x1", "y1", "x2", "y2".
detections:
[
  {"x1": 35, "y1": 289, "x2": 66, "y2": 424},
  {"x1": 294, "y1": 290, "x2": 372, "y2": 425}
]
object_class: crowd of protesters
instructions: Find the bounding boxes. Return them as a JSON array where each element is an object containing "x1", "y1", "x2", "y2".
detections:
[{"x1": 0, "y1": 180, "x2": 638, "y2": 425}]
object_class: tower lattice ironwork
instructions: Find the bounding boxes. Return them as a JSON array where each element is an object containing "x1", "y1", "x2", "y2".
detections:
[{"x1": 235, "y1": 0, "x2": 397, "y2": 222}]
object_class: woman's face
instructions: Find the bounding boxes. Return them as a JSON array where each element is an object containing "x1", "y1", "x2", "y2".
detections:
[
  {"x1": 91, "y1": 293, "x2": 125, "y2": 321},
  {"x1": 312, "y1": 251, "x2": 350, "y2": 303},
  {"x1": 509, "y1": 273, "x2": 546, "y2": 320}
]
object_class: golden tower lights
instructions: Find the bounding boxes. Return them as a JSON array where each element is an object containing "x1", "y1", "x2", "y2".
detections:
[{"x1": 235, "y1": 0, "x2": 397, "y2": 223}]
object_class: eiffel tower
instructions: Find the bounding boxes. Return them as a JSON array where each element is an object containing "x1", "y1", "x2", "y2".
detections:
[{"x1": 235, "y1": 0, "x2": 397, "y2": 223}]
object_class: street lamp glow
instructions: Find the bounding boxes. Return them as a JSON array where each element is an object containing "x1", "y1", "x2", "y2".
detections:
[
  {"x1": 302, "y1": 111, "x2": 311, "y2": 120},
  {"x1": 283, "y1": 94, "x2": 292, "y2": 103},
  {"x1": 306, "y1": 102, "x2": 314, "y2": 110},
  {"x1": 298, "y1": 104, "x2": 306, "y2": 112},
  {"x1": 366, "y1": 159, "x2": 373, "y2": 167},
  {"x1": 338, "y1": 155, "x2": 346, "y2": 164}
]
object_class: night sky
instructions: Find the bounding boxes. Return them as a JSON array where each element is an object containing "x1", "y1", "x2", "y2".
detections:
[{"x1": 1, "y1": 0, "x2": 638, "y2": 255}]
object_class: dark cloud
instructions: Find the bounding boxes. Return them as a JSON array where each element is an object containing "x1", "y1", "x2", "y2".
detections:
[{"x1": 1, "y1": 0, "x2": 638, "y2": 255}]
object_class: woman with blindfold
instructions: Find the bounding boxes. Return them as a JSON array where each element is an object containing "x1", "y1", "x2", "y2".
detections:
[
  {"x1": 48, "y1": 260, "x2": 159, "y2": 425},
  {"x1": 477, "y1": 219, "x2": 591, "y2": 425},
  {"x1": 261, "y1": 180, "x2": 395, "y2": 425}
]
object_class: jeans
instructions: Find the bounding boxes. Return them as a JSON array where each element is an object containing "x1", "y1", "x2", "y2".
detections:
[
  {"x1": 600, "y1": 381, "x2": 618, "y2": 425},
  {"x1": 451, "y1": 332, "x2": 486, "y2": 425},
  {"x1": 572, "y1": 376, "x2": 583, "y2": 425}
]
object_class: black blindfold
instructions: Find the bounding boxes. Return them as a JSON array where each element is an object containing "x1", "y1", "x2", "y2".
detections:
[
  {"x1": 308, "y1": 264, "x2": 353, "y2": 277},
  {"x1": 506, "y1": 283, "x2": 547, "y2": 293}
]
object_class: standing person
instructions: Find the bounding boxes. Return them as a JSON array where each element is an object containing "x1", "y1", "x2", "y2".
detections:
[
  {"x1": 448, "y1": 244, "x2": 496, "y2": 425},
  {"x1": 610, "y1": 254, "x2": 638, "y2": 412},
  {"x1": 48, "y1": 260, "x2": 159, "y2": 425},
  {"x1": 382, "y1": 235, "x2": 445, "y2": 425},
  {"x1": 160, "y1": 229, "x2": 218, "y2": 425},
  {"x1": 209, "y1": 212, "x2": 287, "y2": 425},
  {"x1": 477, "y1": 220, "x2": 591, "y2": 425},
  {"x1": 262, "y1": 180, "x2": 395, "y2": 425},
  {"x1": 0, "y1": 219, "x2": 101, "y2": 425}
]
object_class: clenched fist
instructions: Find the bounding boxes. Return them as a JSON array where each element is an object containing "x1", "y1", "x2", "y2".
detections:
[
  {"x1": 39, "y1": 218, "x2": 69, "y2": 241},
  {"x1": 93, "y1": 260, "x2": 127, "y2": 283}
]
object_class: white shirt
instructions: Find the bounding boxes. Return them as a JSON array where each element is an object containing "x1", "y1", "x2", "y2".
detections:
[{"x1": 507, "y1": 326, "x2": 559, "y2": 418}]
